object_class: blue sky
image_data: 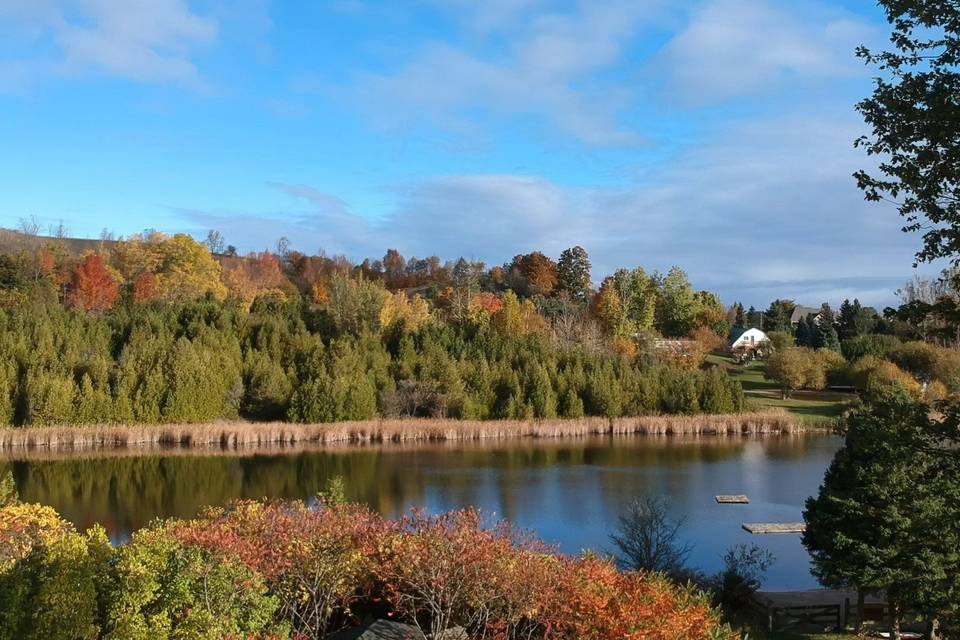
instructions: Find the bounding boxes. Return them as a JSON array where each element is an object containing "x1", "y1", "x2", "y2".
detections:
[{"x1": 0, "y1": 0, "x2": 936, "y2": 307}]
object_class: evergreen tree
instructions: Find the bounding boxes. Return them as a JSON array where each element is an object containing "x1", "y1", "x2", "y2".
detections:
[
  {"x1": 765, "y1": 299, "x2": 795, "y2": 332},
  {"x1": 734, "y1": 303, "x2": 745, "y2": 329},
  {"x1": 814, "y1": 304, "x2": 841, "y2": 352},
  {"x1": 803, "y1": 391, "x2": 960, "y2": 638},
  {"x1": 794, "y1": 316, "x2": 811, "y2": 348},
  {"x1": 837, "y1": 298, "x2": 874, "y2": 340}
]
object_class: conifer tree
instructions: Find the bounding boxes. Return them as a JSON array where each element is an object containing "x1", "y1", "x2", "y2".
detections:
[{"x1": 803, "y1": 390, "x2": 960, "y2": 639}]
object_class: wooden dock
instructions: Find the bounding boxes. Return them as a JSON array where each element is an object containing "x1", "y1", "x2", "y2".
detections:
[
  {"x1": 742, "y1": 522, "x2": 806, "y2": 534},
  {"x1": 715, "y1": 495, "x2": 749, "y2": 504}
]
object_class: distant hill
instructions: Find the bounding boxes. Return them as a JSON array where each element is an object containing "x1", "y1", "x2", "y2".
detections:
[{"x1": 0, "y1": 228, "x2": 112, "y2": 257}]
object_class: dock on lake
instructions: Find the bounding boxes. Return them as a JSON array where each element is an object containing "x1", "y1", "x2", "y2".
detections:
[
  {"x1": 742, "y1": 522, "x2": 806, "y2": 534},
  {"x1": 715, "y1": 495, "x2": 749, "y2": 504}
]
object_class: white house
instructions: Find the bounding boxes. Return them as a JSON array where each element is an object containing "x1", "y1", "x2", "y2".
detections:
[{"x1": 730, "y1": 328, "x2": 769, "y2": 351}]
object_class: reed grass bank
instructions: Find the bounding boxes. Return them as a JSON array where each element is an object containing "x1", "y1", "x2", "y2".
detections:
[{"x1": 0, "y1": 411, "x2": 806, "y2": 453}]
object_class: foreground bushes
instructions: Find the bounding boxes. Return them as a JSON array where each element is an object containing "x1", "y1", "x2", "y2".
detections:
[
  {"x1": 0, "y1": 299, "x2": 744, "y2": 427},
  {"x1": 0, "y1": 499, "x2": 733, "y2": 640}
]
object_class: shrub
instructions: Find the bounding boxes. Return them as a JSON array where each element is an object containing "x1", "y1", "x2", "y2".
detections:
[
  {"x1": 0, "y1": 499, "x2": 734, "y2": 640},
  {"x1": 765, "y1": 347, "x2": 822, "y2": 398},
  {"x1": 708, "y1": 544, "x2": 774, "y2": 624},
  {"x1": 106, "y1": 525, "x2": 281, "y2": 640},
  {"x1": 766, "y1": 330, "x2": 794, "y2": 352},
  {"x1": 849, "y1": 356, "x2": 922, "y2": 399},
  {"x1": 814, "y1": 348, "x2": 849, "y2": 386},
  {"x1": 841, "y1": 334, "x2": 902, "y2": 361},
  {"x1": 0, "y1": 504, "x2": 109, "y2": 640},
  {"x1": 172, "y1": 501, "x2": 376, "y2": 639}
]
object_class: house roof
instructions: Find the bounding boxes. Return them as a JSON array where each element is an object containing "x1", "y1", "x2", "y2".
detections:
[
  {"x1": 327, "y1": 621, "x2": 426, "y2": 640},
  {"x1": 730, "y1": 328, "x2": 768, "y2": 347},
  {"x1": 789, "y1": 306, "x2": 821, "y2": 324}
]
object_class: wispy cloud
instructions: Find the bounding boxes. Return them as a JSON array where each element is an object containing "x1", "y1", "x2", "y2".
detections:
[
  {"x1": 655, "y1": 0, "x2": 876, "y2": 105},
  {"x1": 176, "y1": 112, "x2": 925, "y2": 307},
  {"x1": 347, "y1": 0, "x2": 658, "y2": 147},
  {"x1": 0, "y1": 0, "x2": 217, "y2": 90}
]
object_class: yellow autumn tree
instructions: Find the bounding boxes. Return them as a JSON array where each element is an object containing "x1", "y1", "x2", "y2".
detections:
[
  {"x1": 379, "y1": 292, "x2": 431, "y2": 335},
  {"x1": 113, "y1": 232, "x2": 227, "y2": 302},
  {"x1": 592, "y1": 277, "x2": 625, "y2": 336},
  {"x1": 491, "y1": 291, "x2": 546, "y2": 337}
]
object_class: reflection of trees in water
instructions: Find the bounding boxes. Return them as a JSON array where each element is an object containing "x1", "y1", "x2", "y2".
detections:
[{"x1": 0, "y1": 435, "x2": 821, "y2": 540}]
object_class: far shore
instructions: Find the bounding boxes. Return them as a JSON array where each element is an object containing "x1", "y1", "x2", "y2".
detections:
[{"x1": 0, "y1": 411, "x2": 821, "y2": 455}]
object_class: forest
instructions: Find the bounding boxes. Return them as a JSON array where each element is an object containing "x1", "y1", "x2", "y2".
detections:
[{"x1": 0, "y1": 229, "x2": 746, "y2": 427}]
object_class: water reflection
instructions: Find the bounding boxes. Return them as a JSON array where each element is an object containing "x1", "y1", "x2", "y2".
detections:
[{"x1": 1, "y1": 434, "x2": 839, "y2": 590}]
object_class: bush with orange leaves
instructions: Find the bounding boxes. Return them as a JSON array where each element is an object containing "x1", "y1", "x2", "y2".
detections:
[
  {"x1": 2, "y1": 498, "x2": 735, "y2": 640},
  {"x1": 173, "y1": 500, "x2": 380, "y2": 639},
  {"x1": 172, "y1": 500, "x2": 733, "y2": 640}
]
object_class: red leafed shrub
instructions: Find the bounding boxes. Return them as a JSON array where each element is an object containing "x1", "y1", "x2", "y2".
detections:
[
  {"x1": 65, "y1": 254, "x2": 119, "y2": 313},
  {"x1": 169, "y1": 500, "x2": 734, "y2": 640},
  {"x1": 369, "y1": 509, "x2": 553, "y2": 639},
  {"x1": 540, "y1": 557, "x2": 722, "y2": 640},
  {"x1": 173, "y1": 500, "x2": 382, "y2": 640}
]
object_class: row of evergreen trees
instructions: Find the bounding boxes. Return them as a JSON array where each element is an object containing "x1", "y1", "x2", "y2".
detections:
[{"x1": 0, "y1": 295, "x2": 744, "y2": 427}]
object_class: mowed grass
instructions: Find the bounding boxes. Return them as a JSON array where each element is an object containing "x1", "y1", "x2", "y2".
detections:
[
  {"x1": 706, "y1": 353, "x2": 855, "y2": 425},
  {"x1": 758, "y1": 632, "x2": 850, "y2": 640}
]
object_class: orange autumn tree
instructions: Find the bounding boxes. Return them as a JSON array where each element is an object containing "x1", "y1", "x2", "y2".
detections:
[
  {"x1": 221, "y1": 251, "x2": 291, "y2": 306},
  {"x1": 131, "y1": 271, "x2": 158, "y2": 304},
  {"x1": 509, "y1": 252, "x2": 558, "y2": 297},
  {"x1": 468, "y1": 292, "x2": 504, "y2": 324},
  {"x1": 65, "y1": 254, "x2": 119, "y2": 313}
]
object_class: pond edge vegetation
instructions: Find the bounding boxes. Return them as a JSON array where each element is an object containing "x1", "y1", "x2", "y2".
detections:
[{"x1": 0, "y1": 410, "x2": 804, "y2": 452}]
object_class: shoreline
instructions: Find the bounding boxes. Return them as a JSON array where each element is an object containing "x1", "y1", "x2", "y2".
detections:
[{"x1": 0, "y1": 411, "x2": 821, "y2": 455}]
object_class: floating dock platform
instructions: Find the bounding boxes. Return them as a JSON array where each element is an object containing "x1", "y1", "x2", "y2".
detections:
[
  {"x1": 742, "y1": 522, "x2": 806, "y2": 534},
  {"x1": 715, "y1": 495, "x2": 750, "y2": 504}
]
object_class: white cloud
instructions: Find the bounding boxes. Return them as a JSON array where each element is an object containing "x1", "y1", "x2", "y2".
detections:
[
  {"x1": 176, "y1": 111, "x2": 925, "y2": 308},
  {"x1": 348, "y1": 1, "x2": 658, "y2": 146},
  {"x1": 0, "y1": 0, "x2": 216, "y2": 89},
  {"x1": 656, "y1": 0, "x2": 875, "y2": 104}
]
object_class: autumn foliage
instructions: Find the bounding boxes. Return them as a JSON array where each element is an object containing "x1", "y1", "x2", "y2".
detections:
[
  {"x1": 0, "y1": 498, "x2": 736, "y2": 640},
  {"x1": 168, "y1": 500, "x2": 732, "y2": 640},
  {"x1": 221, "y1": 251, "x2": 291, "y2": 306},
  {"x1": 65, "y1": 254, "x2": 119, "y2": 312}
]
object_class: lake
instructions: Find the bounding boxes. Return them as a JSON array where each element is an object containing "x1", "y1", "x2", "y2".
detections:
[{"x1": 1, "y1": 433, "x2": 839, "y2": 591}]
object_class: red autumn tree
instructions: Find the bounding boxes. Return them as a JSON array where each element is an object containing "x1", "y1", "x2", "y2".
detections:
[
  {"x1": 132, "y1": 271, "x2": 158, "y2": 304},
  {"x1": 66, "y1": 254, "x2": 119, "y2": 312}
]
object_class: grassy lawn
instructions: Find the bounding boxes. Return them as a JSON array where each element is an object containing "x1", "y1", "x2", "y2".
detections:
[
  {"x1": 757, "y1": 633, "x2": 850, "y2": 640},
  {"x1": 706, "y1": 354, "x2": 855, "y2": 425}
]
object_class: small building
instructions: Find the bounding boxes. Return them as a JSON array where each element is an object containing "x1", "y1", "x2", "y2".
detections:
[
  {"x1": 730, "y1": 328, "x2": 769, "y2": 361},
  {"x1": 789, "y1": 305, "x2": 822, "y2": 327}
]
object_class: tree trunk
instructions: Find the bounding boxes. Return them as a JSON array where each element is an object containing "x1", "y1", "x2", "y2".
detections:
[
  {"x1": 854, "y1": 588, "x2": 865, "y2": 635},
  {"x1": 927, "y1": 617, "x2": 941, "y2": 640},
  {"x1": 889, "y1": 598, "x2": 902, "y2": 640}
]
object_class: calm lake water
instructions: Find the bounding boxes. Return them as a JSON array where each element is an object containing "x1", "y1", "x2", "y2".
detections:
[{"x1": 1, "y1": 434, "x2": 840, "y2": 591}]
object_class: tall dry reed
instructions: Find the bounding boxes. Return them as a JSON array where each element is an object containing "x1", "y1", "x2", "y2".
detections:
[{"x1": 0, "y1": 411, "x2": 808, "y2": 454}]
